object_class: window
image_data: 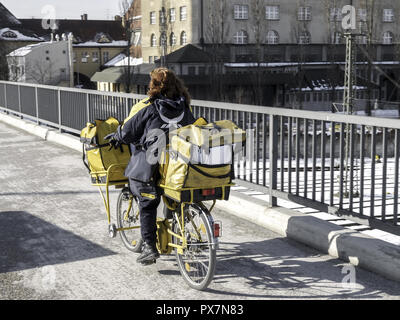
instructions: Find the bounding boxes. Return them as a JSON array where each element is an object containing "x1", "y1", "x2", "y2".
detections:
[
  {"x1": 358, "y1": 8, "x2": 367, "y2": 22},
  {"x1": 332, "y1": 32, "x2": 342, "y2": 44},
  {"x1": 160, "y1": 32, "x2": 167, "y2": 46},
  {"x1": 180, "y1": 31, "x2": 187, "y2": 45},
  {"x1": 81, "y1": 51, "x2": 89, "y2": 63},
  {"x1": 149, "y1": 56, "x2": 153, "y2": 64},
  {"x1": 383, "y1": 31, "x2": 393, "y2": 44},
  {"x1": 330, "y1": 8, "x2": 342, "y2": 22},
  {"x1": 1, "y1": 30, "x2": 17, "y2": 38},
  {"x1": 198, "y1": 66, "x2": 206, "y2": 75},
  {"x1": 160, "y1": 8, "x2": 166, "y2": 24},
  {"x1": 169, "y1": 8, "x2": 176, "y2": 22},
  {"x1": 188, "y1": 66, "x2": 196, "y2": 75},
  {"x1": 234, "y1": 5, "x2": 248, "y2": 20},
  {"x1": 151, "y1": 34, "x2": 157, "y2": 47},
  {"x1": 357, "y1": 34, "x2": 367, "y2": 45},
  {"x1": 92, "y1": 51, "x2": 99, "y2": 62},
  {"x1": 266, "y1": 30, "x2": 279, "y2": 44},
  {"x1": 265, "y1": 6, "x2": 279, "y2": 20},
  {"x1": 180, "y1": 6, "x2": 187, "y2": 21},
  {"x1": 298, "y1": 31, "x2": 311, "y2": 44},
  {"x1": 383, "y1": 9, "x2": 394, "y2": 22},
  {"x1": 233, "y1": 30, "x2": 248, "y2": 44},
  {"x1": 103, "y1": 51, "x2": 109, "y2": 64},
  {"x1": 298, "y1": 7, "x2": 311, "y2": 21},
  {"x1": 170, "y1": 32, "x2": 176, "y2": 46},
  {"x1": 150, "y1": 11, "x2": 156, "y2": 24},
  {"x1": 133, "y1": 32, "x2": 141, "y2": 46}
]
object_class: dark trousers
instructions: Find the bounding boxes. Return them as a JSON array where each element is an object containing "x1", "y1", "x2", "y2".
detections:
[{"x1": 129, "y1": 178, "x2": 161, "y2": 245}]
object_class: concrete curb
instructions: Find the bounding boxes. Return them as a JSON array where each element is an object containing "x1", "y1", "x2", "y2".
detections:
[
  {"x1": 2, "y1": 112, "x2": 400, "y2": 283},
  {"x1": 215, "y1": 191, "x2": 400, "y2": 282},
  {"x1": 0, "y1": 112, "x2": 81, "y2": 152}
]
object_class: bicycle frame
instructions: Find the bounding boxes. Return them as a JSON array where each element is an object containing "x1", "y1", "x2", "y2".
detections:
[{"x1": 93, "y1": 163, "x2": 228, "y2": 254}]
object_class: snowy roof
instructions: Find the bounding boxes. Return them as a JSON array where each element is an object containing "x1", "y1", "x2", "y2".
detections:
[
  {"x1": 19, "y1": 19, "x2": 126, "y2": 43},
  {"x1": 104, "y1": 53, "x2": 126, "y2": 66},
  {"x1": 0, "y1": 3, "x2": 21, "y2": 26},
  {"x1": 225, "y1": 61, "x2": 400, "y2": 68},
  {"x1": 73, "y1": 40, "x2": 128, "y2": 47},
  {"x1": 104, "y1": 54, "x2": 143, "y2": 67},
  {"x1": 7, "y1": 42, "x2": 43, "y2": 57},
  {"x1": 0, "y1": 28, "x2": 42, "y2": 42}
]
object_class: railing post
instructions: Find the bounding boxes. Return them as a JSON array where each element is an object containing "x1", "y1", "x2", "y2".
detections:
[
  {"x1": 4, "y1": 83, "x2": 7, "y2": 113},
  {"x1": 35, "y1": 86, "x2": 39, "y2": 124},
  {"x1": 269, "y1": 114, "x2": 278, "y2": 207},
  {"x1": 57, "y1": 89, "x2": 62, "y2": 132},
  {"x1": 18, "y1": 84, "x2": 22, "y2": 119},
  {"x1": 86, "y1": 92, "x2": 90, "y2": 123},
  {"x1": 125, "y1": 97, "x2": 129, "y2": 118}
]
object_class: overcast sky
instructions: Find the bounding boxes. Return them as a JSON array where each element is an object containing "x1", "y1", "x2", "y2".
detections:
[{"x1": 1, "y1": 0, "x2": 123, "y2": 20}]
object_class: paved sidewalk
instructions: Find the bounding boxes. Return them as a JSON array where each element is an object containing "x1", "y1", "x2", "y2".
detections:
[{"x1": 1, "y1": 121, "x2": 400, "y2": 299}]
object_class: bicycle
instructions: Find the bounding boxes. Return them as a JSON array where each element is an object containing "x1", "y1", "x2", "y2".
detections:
[{"x1": 92, "y1": 164, "x2": 227, "y2": 291}]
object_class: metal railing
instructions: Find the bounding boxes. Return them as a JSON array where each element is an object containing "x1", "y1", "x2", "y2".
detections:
[{"x1": 0, "y1": 80, "x2": 399, "y2": 235}]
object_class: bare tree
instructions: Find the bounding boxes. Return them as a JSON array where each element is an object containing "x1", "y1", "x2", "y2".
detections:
[
  {"x1": 27, "y1": 59, "x2": 55, "y2": 84},
  {"x1": 250, "y1": 0, "x2": 266, "y2": 106},
  {"x1": 359, "y1": 0, "x2": 379, "y2": 116},
  {"x1": 323, "y1": 0, "x2": 347, "y2": 112},
  {"x1": 157, "y1": 0, "x2": 178, "y2": 67},
  {"x1": 0, "y1": 41, "x2": 9, "y2": 80},
  {"x1": 290, "y1": 0, "x2": 311, "y2": 109},
  {"x1": 120, "y1": 0, "x2": 134, "y2": 92},
  {"x1": 206, "y1": 0, "x2": 229, "y2": 102}
]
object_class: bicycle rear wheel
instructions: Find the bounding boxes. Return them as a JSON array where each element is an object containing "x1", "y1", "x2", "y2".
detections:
[
  {"x1": 116, "y1": 188, "x2": 142, "y2": 252},
  {"x1": 173, "y1": 203, "x2": 217, "y2": 291}
]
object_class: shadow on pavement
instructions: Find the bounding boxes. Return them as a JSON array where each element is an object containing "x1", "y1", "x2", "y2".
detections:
[
  {"x1": 209, "y1": 239, "x2": 400, "y2": 299},
  {"x1": 0, "y1": 211, "x2": 116, "y2": 273}
]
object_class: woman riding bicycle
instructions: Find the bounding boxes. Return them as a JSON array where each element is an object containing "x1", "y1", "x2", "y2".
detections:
[{"x1": 106, "y1": 67, "x2": 195, "y2": 265}]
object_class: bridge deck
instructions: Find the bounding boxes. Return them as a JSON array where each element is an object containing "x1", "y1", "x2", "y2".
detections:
[{"x1": 0, "y1": 121, "x2": 399, "y2": 299}]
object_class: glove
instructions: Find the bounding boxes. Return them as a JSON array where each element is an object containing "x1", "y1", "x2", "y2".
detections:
[{"x1": 104, "y1": 132, "x2": 122, "y2": 149}]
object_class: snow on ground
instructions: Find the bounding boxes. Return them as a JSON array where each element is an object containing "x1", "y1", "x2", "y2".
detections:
[{"x1": 232, "y1": 156, "x2": 400, "y2": 245}]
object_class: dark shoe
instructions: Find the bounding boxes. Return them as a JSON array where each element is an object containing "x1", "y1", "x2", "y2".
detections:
[{"x1": 136, "y1": 242, "x2": 160, "y2": 264}]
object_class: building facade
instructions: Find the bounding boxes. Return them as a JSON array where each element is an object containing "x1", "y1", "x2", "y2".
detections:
[
  {"x1": 140, "y1": 0, "x2": 400, "y2": 63},
  {"x1": 7, "y1": 36, "x2": 72, "y2": 86},
  {"x1": 19, "y1": 16, "x2": 128, "y2": 88}
]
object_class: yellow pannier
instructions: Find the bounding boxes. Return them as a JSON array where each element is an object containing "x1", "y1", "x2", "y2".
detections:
[
  {"x1": 159, "y1": 119, "x2": 246, "y2": 203},
  {"x1": 80, "y1": 117, "x2": 130, "y2": 185}
]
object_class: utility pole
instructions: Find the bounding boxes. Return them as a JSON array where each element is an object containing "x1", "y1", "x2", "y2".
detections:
[
  {"x1": 342, "y1": 1, "x2": 361, "y2": 198},
  {"x1": 342, "y1": 31, "x2": 357, "y2": 198},
  {"x1": 160, "y1": 0, "x2": 168, "y2": 67}
]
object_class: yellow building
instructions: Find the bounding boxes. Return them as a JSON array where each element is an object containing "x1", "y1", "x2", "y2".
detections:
[
  {"x1": 141, "y1": 0, "x2": 201, "y2": 63},
  {"x1": 72, "y1": 34, "x2": 128, "y2": 87}
]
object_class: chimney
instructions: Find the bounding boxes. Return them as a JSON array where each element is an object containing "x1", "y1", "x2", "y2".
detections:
[{"x1": 81, "y1": 14, "x2": 88, "y2": 21}]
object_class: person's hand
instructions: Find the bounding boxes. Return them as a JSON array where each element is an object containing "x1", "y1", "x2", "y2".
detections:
[{"x1": 104, "y1": 133, "x2": 122, "y2": 149}]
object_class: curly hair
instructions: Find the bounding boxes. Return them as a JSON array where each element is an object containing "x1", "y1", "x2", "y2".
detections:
[{"x1": 147, "y1": 67, "x2": 191, "y2": 106}]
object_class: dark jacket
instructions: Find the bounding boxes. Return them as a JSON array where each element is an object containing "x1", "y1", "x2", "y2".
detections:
[{"x1": 115, "y1": 95, "x2": 195, "y2": 184}]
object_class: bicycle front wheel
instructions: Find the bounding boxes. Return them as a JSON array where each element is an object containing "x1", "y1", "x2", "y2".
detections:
[{"x1": 173, "y1": 203, "x2": 217, "y2": 291}]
